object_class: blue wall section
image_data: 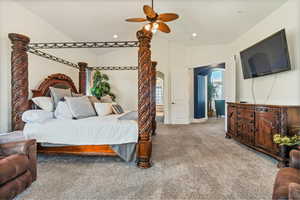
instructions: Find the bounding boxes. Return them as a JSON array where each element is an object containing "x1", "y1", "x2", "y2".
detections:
[
  {"x1": 194, "y1": 68, "x2": 206, "y2": 119},
  {"x1": 196, "y1": 75, "x2": 206, "y2": 118}
]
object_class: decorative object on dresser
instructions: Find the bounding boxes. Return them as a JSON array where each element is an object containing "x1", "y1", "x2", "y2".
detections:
[
  {"x1": 273, "y1": 134, "x2": 300, "y2": 164},
  {"x1": 226, "y1": 102, "x2": 300, "y2": 167}
]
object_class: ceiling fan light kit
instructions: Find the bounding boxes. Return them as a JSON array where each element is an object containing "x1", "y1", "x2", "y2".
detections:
[
  {"x1": 125, "y1": 0, "x2": 179, "y2": 34},
  {"x1": 144, "y1": 22, "x2": 159, "y2": 33}
]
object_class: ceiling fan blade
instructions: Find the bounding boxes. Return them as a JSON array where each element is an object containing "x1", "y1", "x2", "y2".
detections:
[
  {"x1": 125, "y1": 18, "x2": 147, "y2": 22},
  {"x1": 157, "y1": 13, "x2": 179, "y2": 22},
  {"x1": 157, "y1": 22, "x2": 171, "y2": 33},
  {"x1": 143, "y1": 5, "x2": 156, "y2": 18}
]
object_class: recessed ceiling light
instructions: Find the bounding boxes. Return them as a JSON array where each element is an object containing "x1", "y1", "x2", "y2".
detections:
[
  {"x1": 192, "y1": 33, "x2": 197, "y2": 37},
  {"x1": 113, "y1": 34, "x2": 118, "y2": 39}
]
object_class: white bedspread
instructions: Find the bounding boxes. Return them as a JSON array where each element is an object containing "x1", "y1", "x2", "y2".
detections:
[{"x1": 23, "y1": 113, "x2": 138, "y2": 145}]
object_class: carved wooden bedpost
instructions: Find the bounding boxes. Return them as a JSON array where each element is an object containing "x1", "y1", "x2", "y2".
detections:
[
  {"x1": 78, "y1": 62, "x2": 87, "y2": 95},
  {"x1": 137, "y1": 29, "x2": 153, "y2": 168},
  {"x1": 151, "y1": 61, "x2": 157, "y2": 135},
  {"x1": 8, "y1": 33, "x2": 30, "y2": 131}
]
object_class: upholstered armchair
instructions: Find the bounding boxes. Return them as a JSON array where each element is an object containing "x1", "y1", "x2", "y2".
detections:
[
  {"x1": 273, "y1": 150, "x2": 300, "y2": 200},
  {"x1": 0, "y1": 139, "x2": 37, "y2": 200}
]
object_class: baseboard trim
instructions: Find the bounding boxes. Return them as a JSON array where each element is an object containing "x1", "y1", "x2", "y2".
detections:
[{"x1": 192, "y1": 118, "x2": 208, "y2": 123}]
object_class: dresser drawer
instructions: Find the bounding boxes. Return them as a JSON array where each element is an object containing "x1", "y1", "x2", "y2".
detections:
[{"x1": 237, "y1": 109, "x2": 255, "y2": 121}]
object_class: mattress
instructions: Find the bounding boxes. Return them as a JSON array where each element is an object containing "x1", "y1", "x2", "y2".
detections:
[{"x1": 23, "y1": 113, "x2": 138, "y2": 145}]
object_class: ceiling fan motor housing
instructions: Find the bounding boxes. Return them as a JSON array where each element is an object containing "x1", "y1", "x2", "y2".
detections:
[{"x1": 146, "y1": 14, "x2": 159, "y2": 22}]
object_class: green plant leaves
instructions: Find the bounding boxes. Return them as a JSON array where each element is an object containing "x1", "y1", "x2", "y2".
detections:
[
  {"x1": 273, "y1": 134, "x2": 300, "y2": 146},
  {"x1": 102, "y1": 74, "x2": 109, "y2": 81},
  {"x1": 90, "y1": 70, "x2": 115, "y2": 100}
]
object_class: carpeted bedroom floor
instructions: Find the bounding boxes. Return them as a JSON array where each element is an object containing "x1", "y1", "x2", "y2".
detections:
[{"x1": 16, "y1": 119, "x2": 278, "y2": 200}]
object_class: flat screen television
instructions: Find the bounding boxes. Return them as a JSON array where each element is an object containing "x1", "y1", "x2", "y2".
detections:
[{"x1": 240, "y1": 29, "x2": 291, "y2": 79}]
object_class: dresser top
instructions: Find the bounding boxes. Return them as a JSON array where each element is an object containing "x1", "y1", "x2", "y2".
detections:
[{"x1": 227, "y1": 102, "x2": 300, "y2": 108}]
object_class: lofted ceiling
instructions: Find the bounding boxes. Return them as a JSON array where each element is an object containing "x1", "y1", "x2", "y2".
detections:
[{"x1": 14, "y1": 0, "x2": 287, "y2": 54}]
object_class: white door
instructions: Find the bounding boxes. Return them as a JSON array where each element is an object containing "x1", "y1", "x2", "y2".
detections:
[
  {"x1": 170, "y1": 67, "x2": 190, "y2": 124},
  {"x1": 169, "y1": 43, "x2": 190, "y2": 124}
]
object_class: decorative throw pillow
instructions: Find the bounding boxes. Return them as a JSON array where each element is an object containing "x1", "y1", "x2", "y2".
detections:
[
  {"x1": 87, "y1": 96, "x2": 101, "y2": 111},
  {"x1": 32, "y1": 97, "x2": 54, "y2": 112},
  {"x1": 94, "y1": 103, "x2": 113, "y2": 117},
  {"x1": 112, "y1": 104, "x2": 124, "y2": 114},
  {"x1": 101, "y1": 95, "x2": 113, "y2": 103},
  {"x1": 88, "y1": 96, "x2": 101, "y2": 104},
  {"x1": 72, "y1": 92, "x2": 83, "y2": 97},
  {"x1": 50, "y1": 87, "x2": 72, "y2": 108},
  {"x1": 64, "y1": 96, "x2": 96, "y2": 119},
  {"x1": 22, "y1": 110, "x2": 54, "y2": 123},
  {"x1": 54, "y1": 101, "x2": 74, "y2": 120}
]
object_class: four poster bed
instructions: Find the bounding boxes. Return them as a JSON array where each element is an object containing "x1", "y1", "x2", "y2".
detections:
[{"x1": 8, "y1": 30, "x2": 157, "y2": 168}]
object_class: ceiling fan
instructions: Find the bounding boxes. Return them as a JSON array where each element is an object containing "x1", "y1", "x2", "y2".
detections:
[{"x1": 125, "y1": 0, "x2": 179, "y2": 33}]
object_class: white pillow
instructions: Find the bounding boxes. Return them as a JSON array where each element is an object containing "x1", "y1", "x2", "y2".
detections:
[
  {"x1": 22, "y1": 110, "x2": 54, "y2": 123},
  {"x1": 101, "y1": 95, "x2": 113, "y2": 103},
  {"x1": 64, "y1": 96, "x2": 96, "y2": 119},
  {"x1": 49, "y1": 87, "x2": 72, "y2": 108},
  {"x1": 54, "y1": 101, "x2": 73, "y2": 120},
  {"x1": 94, "y1": 103, "x2": 112, "y2": 117},
  {"x1": 32, "y1": 97, "x2": 54, "y2": 112}
]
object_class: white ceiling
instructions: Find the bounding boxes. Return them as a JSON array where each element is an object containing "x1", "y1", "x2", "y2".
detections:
[{"x1": 14, "y1": 0, "x2": 287, "y2": 54}]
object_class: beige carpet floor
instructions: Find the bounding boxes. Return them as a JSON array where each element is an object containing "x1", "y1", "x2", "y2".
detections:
[{"x1": 16, "y1": 119, "x2": 278, "y2": 200}]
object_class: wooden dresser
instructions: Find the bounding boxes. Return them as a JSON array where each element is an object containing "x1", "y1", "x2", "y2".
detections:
[{"x1": 226, "y1": 102, "x2": 300, "y2": 166}]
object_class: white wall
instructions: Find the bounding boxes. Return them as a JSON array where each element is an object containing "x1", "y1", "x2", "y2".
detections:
[
  {"x1": 230, "y1": 0, "x2": 300, "y2": 105},
  {"x1": 0, "y1": 2, "x2": 97, "y2": 132},
  {"x1": 97, "y1": 37, "x2": 172, "y2": 123}
]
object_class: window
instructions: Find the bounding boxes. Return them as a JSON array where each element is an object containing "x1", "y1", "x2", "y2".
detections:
[
  {"x1": 86, "y1": 69, "x2": 92, "y2": 95},
  {"x1": 156, "y1": 86, "x2": 163, "y2": 105},
  {"x1": 211, "y1": 70, "x2": 224, "y2": 100}
]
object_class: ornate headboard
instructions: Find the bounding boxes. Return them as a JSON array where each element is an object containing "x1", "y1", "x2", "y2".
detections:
[{"x1": 32, "y1": 73, "x2": 78, "y2": 98}]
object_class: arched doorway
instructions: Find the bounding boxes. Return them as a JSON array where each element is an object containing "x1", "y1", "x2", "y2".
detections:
[{"x1": 194, "y1": 63, "x2": 225, "y2": 120}]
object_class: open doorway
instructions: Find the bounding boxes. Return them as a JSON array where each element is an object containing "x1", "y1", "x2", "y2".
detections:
[
  {"x1": 194, "y1": 63, "x2": 225, "y2": 121},
  {"x1": 156, "y1": 71, "x2": 164, "y2": 123}
]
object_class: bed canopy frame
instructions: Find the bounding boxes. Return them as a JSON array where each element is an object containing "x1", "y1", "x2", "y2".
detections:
[{"x1": 8, "y1": 30, "x2": 157, "y2": 168}]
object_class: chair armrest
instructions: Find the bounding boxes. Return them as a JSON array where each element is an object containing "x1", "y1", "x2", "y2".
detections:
[
  {"x1": 0, "y1": 139, "x2": 36, "y2": 156},
  {"x1": 289, "y1": 183, "x2": 300, "y2": 200},
  {"x1": 290, "y1": 150, "x2": 300, "y2": 169},
  {"x1": 0, "y1": 139, "x2": 37, "y2": 181}
]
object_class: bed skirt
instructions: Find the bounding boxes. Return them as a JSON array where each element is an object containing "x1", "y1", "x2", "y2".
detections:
[{"x1": 40, "y1": 142, "x2": 137, "y2": 162}]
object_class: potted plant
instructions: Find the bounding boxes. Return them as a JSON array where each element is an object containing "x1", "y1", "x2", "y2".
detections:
[
  {"x1": 207, "y1": 81, "x2": 217, "y2": 117},
  {"x1": 90, "y1": 70, "x2": 116, "y2": 101},
  {"x1": 273, "y1": 134, "x2": 300, "y2": 160}
]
